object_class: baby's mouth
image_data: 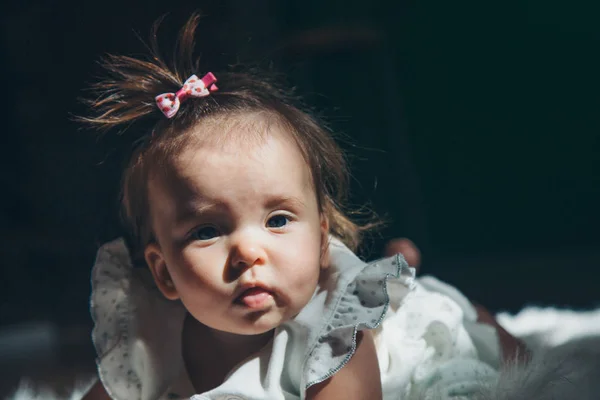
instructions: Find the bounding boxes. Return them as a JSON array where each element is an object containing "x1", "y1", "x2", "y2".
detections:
[{"x1": 235, "y1": 287, "x2": 274, "y2": 309}]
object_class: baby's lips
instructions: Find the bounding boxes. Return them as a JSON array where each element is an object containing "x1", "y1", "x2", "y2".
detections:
[{"x1": 236, "y1": 287, "x2": 273, "y2": 309}]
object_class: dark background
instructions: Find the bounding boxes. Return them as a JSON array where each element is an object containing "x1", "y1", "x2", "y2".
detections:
[{"x1": 1, "y1": 0, "x2": 599, "y2": 395}]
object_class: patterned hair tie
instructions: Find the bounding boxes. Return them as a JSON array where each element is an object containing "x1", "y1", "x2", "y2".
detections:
[{"x1": 155, "y1": 72, "x2": 218, "y2": 118}]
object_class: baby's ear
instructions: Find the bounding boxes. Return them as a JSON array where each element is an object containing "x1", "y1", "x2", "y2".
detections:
[
  {"x1": 145, "y1": 243, "x2": 179, "y2": 300},
  {"x1": 319, "y1": 214, "x2": 330, "y2": 269}
]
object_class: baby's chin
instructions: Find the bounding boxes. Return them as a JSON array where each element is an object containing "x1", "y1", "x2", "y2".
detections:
[
  {"x1": 237, "y1": 310, "x2": 295, "y2": 335},
  {"x1": 211, "y1": 308, "x2": 297, "y2": 337},
  {"x1": 203, "y1": 321, "x2": 280, "y2": 345}
]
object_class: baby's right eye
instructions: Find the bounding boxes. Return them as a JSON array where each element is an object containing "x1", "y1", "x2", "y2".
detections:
[{"x1": 191, "y1": 226, "x2": 220, "y2": 241}]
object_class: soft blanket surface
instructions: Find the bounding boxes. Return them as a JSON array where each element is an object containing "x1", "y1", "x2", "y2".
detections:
[{"x1": 497, "y1": 306, "x2": 600, "y2": 349}]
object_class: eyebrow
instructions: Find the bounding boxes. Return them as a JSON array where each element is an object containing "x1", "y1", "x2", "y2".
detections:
[
  {"x1": 174, "y1": 201, "x2": 221, "y2": 226},
  {"x1": 264, "y1": 195, "x2": 307, "y2": 210}
]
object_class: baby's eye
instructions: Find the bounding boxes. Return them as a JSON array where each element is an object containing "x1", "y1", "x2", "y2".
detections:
[
  {"x1": 191, "y1": 226, "x2": 220, "y2": 241},
  {"x1": 266, "y1": 215, "x2": 290, "y2": 229}
]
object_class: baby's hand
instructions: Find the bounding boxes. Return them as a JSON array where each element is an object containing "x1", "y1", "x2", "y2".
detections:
[{"x1": 384, "y1": 238, "x2": 421, "y2": 273}]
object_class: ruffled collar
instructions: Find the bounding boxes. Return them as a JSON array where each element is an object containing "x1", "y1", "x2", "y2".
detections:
[{"x1": 90, "y1": 237, "x2": 415, "y2": 399}]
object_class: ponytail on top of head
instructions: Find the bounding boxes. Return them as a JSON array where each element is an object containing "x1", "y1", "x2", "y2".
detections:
[{"x1": 80, "y1": 14, "x2": 204, "y2": 129}]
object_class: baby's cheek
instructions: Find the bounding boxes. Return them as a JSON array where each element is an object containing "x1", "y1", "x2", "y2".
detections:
[
  {"x1": 288, "y1": 264, "x2": 320, "y2": 302},
  {"x1": 177, "y1": 252, "x2": 218, "y2": 281},
  {"x1": 180, "y1": 284, "x2": 227, "y2": 322},
  {"x1": 174, "y1": 265, "x2": 207, "y2": 289},
  {"x1": 175, "y1": 267, "x2": 223, "y2": 304}
]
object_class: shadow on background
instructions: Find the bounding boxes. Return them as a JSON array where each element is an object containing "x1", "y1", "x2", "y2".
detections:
[{"x1": 0, "y1": 0, "x2": 598, "y2": 396}]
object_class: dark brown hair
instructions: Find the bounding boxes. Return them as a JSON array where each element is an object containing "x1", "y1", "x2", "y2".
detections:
[{"x1": 82, "y1": 14, "x2": 372, "y2": 265}]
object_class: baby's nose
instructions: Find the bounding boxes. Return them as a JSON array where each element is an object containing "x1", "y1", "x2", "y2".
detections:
[{"x1": 230, "y1": 238, "x2": 267, "y2": 270}]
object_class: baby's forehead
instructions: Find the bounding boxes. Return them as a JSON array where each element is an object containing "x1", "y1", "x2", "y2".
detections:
[
  {"x1": 186, "y1": 111, "x2": 294, "y2": 150},
  {"x1": 152, "y1": 122, "x2": 312, "y2": 188}
]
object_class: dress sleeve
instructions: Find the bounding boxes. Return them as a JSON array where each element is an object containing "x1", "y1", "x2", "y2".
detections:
[
  {"x1": 90, "y1": 239, "x2": 186, "y2": 400},
  {"x1": 298, "y1": 239, "x2": 416, "y2": 396},
  {"x1": 90, "y1": 239, "x2": 144, "y2": 400}
]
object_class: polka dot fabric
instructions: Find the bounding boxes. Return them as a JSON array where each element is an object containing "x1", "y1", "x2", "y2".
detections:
[
  {"x1": 374, "y1": 277, "x2": 501, "y2": 399},
  {"x1": 90, "y1": 239, "x2": 142, "y2": 400},
  {"x1": 154, "y1": 73, "x2": 217, "y2": 119},
  {"x1": 90, "y1": 239, "x2": 186, "y2": 400}
]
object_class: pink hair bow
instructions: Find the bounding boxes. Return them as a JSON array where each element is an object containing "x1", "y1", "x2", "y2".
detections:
[{"x1": 155, "y1": 72, "x2": 218, "y2": 118}]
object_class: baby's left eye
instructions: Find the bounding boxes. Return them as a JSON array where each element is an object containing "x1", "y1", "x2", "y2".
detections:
[{"x1": 267, "y1": 215, "x2": 290, "y2": 228}]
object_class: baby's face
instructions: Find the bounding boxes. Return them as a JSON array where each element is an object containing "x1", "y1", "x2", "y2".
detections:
[{"x1": 145, "y1": 120, "x2": 327, "y2": 335}]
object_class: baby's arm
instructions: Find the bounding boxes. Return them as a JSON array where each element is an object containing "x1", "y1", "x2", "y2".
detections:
[
  {"x1": 306, "y1": 330, "x2": 382, "y2": 400},
  {"x1": 474, "y1": 303, "x2": 530, "y2": 362},
  {"x1": 81, "y1": 379, "x2": 111, "y2": 400}
]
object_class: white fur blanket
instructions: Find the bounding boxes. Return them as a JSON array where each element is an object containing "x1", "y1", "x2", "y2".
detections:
[{"x1": 8, "y1": 307, "x2": 600, "y2": 400}]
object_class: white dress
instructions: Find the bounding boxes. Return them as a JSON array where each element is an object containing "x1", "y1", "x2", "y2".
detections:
[{"x1": 90, "y1": 238, "x2": 500, "y2": 400}]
